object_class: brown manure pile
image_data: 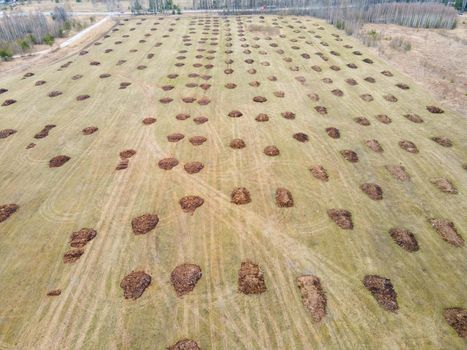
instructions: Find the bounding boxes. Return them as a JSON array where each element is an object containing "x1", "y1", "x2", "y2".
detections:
[
  {"x1": 179, "y1": 196, "x2": 204, "y2": 214},
  {"x1": 431, "y1": 137, "x2": 452, "y2": 147},
  {"x1": 428, "y1": 218, "x2": 464, "y2": 247},
  {"x1": 189, "y1": 136, "x2": 207, "y2": 146},
  {"x1": 275, "y1": 188, "x2": 294, "y2": 207},
  {"x1": 47, "y1": 289, "x2": 61, "y2": 296},
  {"x1": 228, "y1": 110, "x2": 243, "y2": 118},
  {"x1": 309, "y1": 165, "x2": 329, "y2": 182},
  {"x1": 167, "y1": 133, "x2": 185, "y2": 142},
  {"x1": 327, "y1": 209, "x2": 353, "y2": 229},
  {"x1": 184, "y1": 162, "x2": 204, "y2": 174},
  {"x1": 0, "y1": 129, "x2": 16, "y2": 139},
  {"x1": 264, "y1": 146, "x2": 279, "y2": 156},
  {"x1": 158, "y1": 158, "x2": 179, "y2": 170},
  {"x1": 256, "y1": 113, "x2": 269, "y2": 122},
  {"x1": 63, "y1": 248, "x2": 84, "y2": 264},
  {"x1": 430, "y1": 178, "x2": 457, "y2": 194},
  {"x1": 76, "y1": 95, "x2": 90, "y2": 101},
  {"x1": 131, "y1": 214, "x2": 159, "y2": 235},
  {"x1": 194, "y1": 116, "x2": 208, "y2": 124},
  {"x1": 360, "y1": 183, "x2": 383, "y2": 200},
  {"x1": 238, "y1": 261, "x2": 267, "y2": 295},
  {"x1": 385, "y1": 165, "x2": 410, "y2": 181},
  {"x1": 231, "y1": 187, "x2": 251, "y2": 205},
  {"x1": 340, "y1": 150, "x2": 358, "y2": 162},
  {"x1": 0, "y1": 203, "x2": 19, "y2": 223},
  {"x1": 365, "y1": 139, "x2": 383, "y2": 153},
  {"x1": 444, "y1": 308, "x2": 467, "y2": 338},
  {"x1": 34, "y1": 124, "x2": 56, "y2": 139},
  {"x1": 399, "y1": 140, "x2": 418, "y2": 153},
  {"x1": 49, "y1": 155, "x2": 70, "y2": 168},
  {"x1": 70, "y1": 228, "x2": 97, "y2": 248},
  {"x1": 2, "y1": 99, "x2": 16, "y2": 106},
  {"x1": 170, "y1": 263, "x2": 202, "y2": 297},
  {"x1": 120, "y1": 271, "x2": 151, "y2": 300},
  {"x1": 389, "y1": 228, "x2": 419, "y2": 252},
  {"x1": 82, "y1": 127, "x2": 98, "y2": 135},
  {"x1": 230, "y1": 139, "x2": 246, "y2": 149},
  {"x1": 120, "y1": 149, "x2": 136, "y2": 159},
  {"x1": 253, "y1": 96, "x2": 267, "y2": 103},
  {"x1": 426, "y1": 105, "x2": 444, "y2": 114},
  {"x1": 297, "y1": 275, "x2": 327, "y2": 323},
  {"x1": 168, "y1": 339, "x2": 201, "y2": 350},
  {"x1": 363, "y1": 275, "x2": 398, "y2": 312}
]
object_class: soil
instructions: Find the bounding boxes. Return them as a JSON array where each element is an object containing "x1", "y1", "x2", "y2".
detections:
[
  {"x1": 100, "y1": 74, "x2": 111, "y2": 79},
  {"x1": 47, "y1": 289, "x2": 61, "y2": 296},
  {"x1": 120, "y1": 149, "x2": 136, "y2": 159},
  {"x1": 360, "y1": 94, "x2": 374, "y2": 102},
  {"x1": 179, "y1": 196, "x2": 204, "y2": 214},
  {"x1": 326, "y1": 127, "x2": 340, "y2": 139},
  {"x1": 26, "y1": 143, "x2": 36, "y2": 149},
  {"x1": 366, "y1": 139, "x2": 383, "y2": 153},
  {"x1": 120, "y1": 271, "x2": 151, "y2": 300},
  {"x1": 35, "y1": 80, "x2": 46, "y2": 86},
  {"x1": 249, "y1": 81, "x2": 260, "y2": 87},
  {"x1": 315, "y1": 106, "x2": 327, "y2": 115},
  {"x1": 189, "y1": 136, "x2": 207, "y2": 146},
  {"x1": 194, "y1": 117, "x2": 208, "y2": 124},
  {"x1": 115, "y1": 159, "x2": 129, "y2": 170},
  {"x1": 238, "y1": 261, "x2": 267, "y2": 295},
  {"x1": 63, "y1": 248, "x2": 84, "y2": 264},
  {"x1": 70, "y1": 228, "x2": 97, "y2": 248},
  {"x1": 396, "y1": 83, "x2": 410, "y2": 90},
  {"x1": 322, "y1": 78, "x2": 333, "y2": 84},
  {"x1": 49, "y1": 155, "x2": 70, "y2": 168},
  {"x1": 82, "y1": 127, "x2": 98, "y2": 135},
  {"x1": 404, "y1": 114, "x2": 423, "y2": 123},
  {"x1": 429, "y1": 218, "x2": 464, "y2": 247},
  {"x1": 308, "y1": 93, "x2": 320, "y2": 102},
  {"x1": 176, "y1": 113, "x2": 190, "y2": 121},
  {"x1": 282, "y1": 111, "x2": 295, "y2": 119},
  {"x1": 120, "y1": 82, "x2": 131, "y2": 89},
  {"x1": 264, "y1": 146, "x2": 280, "y2": 156},
  {"x1": 431, "y1": 137, "x2": 452, "y2": 147},
  {"x1": 168, "y1": 133, "x2": 185, "y2": 142},
  {"x1": 230, "y1": 139, "x2": 246, "y2": 149},
  {"x1": 347, "y1": 63, "x2": 358, "y2": 69},
  {"x1": 363, "y1": 275, "x2": 398, "y2": 312},
  {"x1": 381, "y1": 70, "x2": 393, "y2": 77},
  {"x1": 231, "y1": 187, "x2": 251, "y2": 205},
  {"x1": 296, "y1": 275, "x2": 327, "y2": 323},
  {"x1": 0, "y1": 88, "x2": 7, "y2": 94},
  {"x1": 274, "y1": 91, "x2": 285, "y2": 98},
  {"x1": 182, "y1": 97, "x2": 197, "y2": 103},
  {"x1": 384, "y1": 94, "x2": 398, "y2": 102},
  {"x1": 275, "y1": 188, "x2": 294, "y2": 207},
  {"x1": 184, "y1": 162, "x2": 204, "y2": 174},
  {"x1": 389, "y1": 228, "x2": 419, "y2": 252},
  {"x1": 426, "y1": 105, "x2": 444, "y2": 114},
  {"x1": 225, "y1": 83, "x2": 237, "y2": 89},
  {"x1": 430, "y1": 178, "x2": 458, "y2": 194},
  {"x1": 0, "y1": 204, "x2": 19, "y2": 223},
  {"x1": 34, "y1": 124, "x2": 56, "y2": 139},
  {"x1": 158, "y1": 158, "x2": 179, "y2": 170},
  {"x1": 142, "y1": 117, "x2": 157, "y2": 125},
  {"x1": 253, "y1": 96, "x2": 267, "y2": 103},
  {"x1": 360, "y1": 183, "x2": 383, "y2": 200},
  {"x1": 0, "y1": 129, "x2": 16, "y2": 139},
  {"x1": 444, "y1": 308, "x2": 467, "y2": 338},
  {"x1": 340, "y1": 150, "x2": 358, "y2": 163},
  {"x1": 228, "y1": 110, "x2": 243, "y2": 118},
  {"x1": 159, "y1": 97, "x2": 173, "y2": 104},
  {"x1": 162, "y1": 85, "x2": 174, "y2": 91},
  {"x1": 170, "y1": 263, "x2": 202, "y2": 297},
  {"x1": 385, "y1": 165, "x2": 411, "y2": 181},
  {"x1": 255, "y1": 113, "x2": 269, "y2": 122},
  {"x1": 309, "y1": 165, "x2": 329, "y2": 182},
  {"x1": 168, "y1": 339, "x2": 201, "y2": 350},
  {"x1": 327, "y1": 209, "x2": 353, "y2": 229},
  {"x1": 76, "y1": 95, "x2": 90, "y2": 101},
  {"x1": 354, "y1": 117, "x2": 370, "y2": 126},
  {"x1": 267, "y1": 75, "x2": 277, "y2": 81},
  {"x1": 199, "y1": 84, "x2": 211, "y2": 91},
  {"x1": 399, "y1": 140, "x2": 418, "y2": 153},
  {"x1": 131, "y1": 214, "x2": 159, "y2": 235},
  {"x1": 376, "y1": 114, "x2": 392, "y2": 124},
  {"x1": 1, "y1": 99, "x2": 15, "y2": 107},
  {"x1": 331, "y1": 89, "x2": 344, "y2": 97},
  {"x1": 293, "y1": 133, "x2": 309, "y2": 143},
  {"x1": 346, "y1": 78, "x2": 358, "y2": 86}
]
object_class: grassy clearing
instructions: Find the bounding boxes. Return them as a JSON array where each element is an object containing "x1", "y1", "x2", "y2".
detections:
[{"x1": 0, "y1": 14, "x2": 465, "y2": 350}]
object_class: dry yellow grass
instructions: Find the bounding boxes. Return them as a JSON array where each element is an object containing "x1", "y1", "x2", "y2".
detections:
[{"x1": 0, "y1": 15, "x2": 466, "y2": 350}]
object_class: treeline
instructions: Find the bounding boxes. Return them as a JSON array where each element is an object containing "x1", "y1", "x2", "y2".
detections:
[
  {"x1": 129, "y1": 0, "x2": 182, "y2": 14},
  {"x1": 0, "y1": 7, "x2": 80, "y2": 58}
]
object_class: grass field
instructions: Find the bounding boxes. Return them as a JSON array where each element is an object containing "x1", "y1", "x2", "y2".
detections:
[{"x1": 0, "y1": 15, "x2": 466, "y2": 350}]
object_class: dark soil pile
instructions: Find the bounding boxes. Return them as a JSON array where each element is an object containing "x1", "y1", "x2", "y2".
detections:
[
  {"x1": 443, "y1": 308, "x2": 467, "y2": 338},
  {"x1": 253, "y1": 96, "x2": 267, "y2": 103},
  {"x1": 143, "y1": 117, "x2": 157, "y2": 125},
  {"x1": 309, "y1": 165, "x2": 328, "y2": 182},
  {"x1": 49, "y1": 155, "x2": 70, "y2": 168},
  {"x1": 0, "y1": 203, "x2": 19, "y2": 223},
  {"x1": 315, "y1": 106, "x2": 327, "y2": 115},
  {"x1": 131, "y1": 214, "x2": 159, "y2": 235},
  {"x1": 48, "y1": 91, "x2": 62, "y2": 98},
  {"x1": 228, "y1": 110, "x2": 243, "y2": 118},
  {"x1": 404, "y1": 114, "x2": 423, "y2": 123},
  {"x1": 159, "y1": 97, "x2": 173, "y2": 104},
  {"x1": 256, "y1": 113, "x2": 269, "y2": 122},
  {"x1": 194, "y1": 116, "x2": 208, "y2": 124},
  {"x1": 384, "y1": 94, "x2": 398, "y2": 102},
  {"x1": 231, "y1": 187, "x2": 251, "y2": 205},
  {"x1": 360, "y1": 183, "x2": 383, "y2": 200},
  {"x1": 331, "y1": 89, "x2": 343, "y2": 97},
  {"x1": 2, "y1": 99, "x2": 16, "y2": 106},
  {"x1": 376, "y1": 114, "x2": 392, "y2": 124},
  {"x1": 0, "y1": 88, "x2": 7, "y2": 94},
  {"x1": 363, "y1": 275, "x2": 398, "y2": 312},
  {"x1": 158, "y1": 158, "x2": 179, "y2": 170},
  {"x1": 189, "y1": 136, "x2": 207, "y2": 146},
  {"x1": 360, "y1": 94, "x2": 373, "y2": 102},
  {"x1": 34, "y1": 124, "x2": 56, "y2": 139},
  {"x1": 293, "y1": 133, "x2": 309, "y2": 142},
  {"x1": 340, "y1": 150, "x2": 358, "y2": 162},
  {"x1": 274, "y1": 91, "x2": 285, "y2": 98},
  {"x1": 120, "y1": 82, "x2": 131, "y2": 89},
  {"x1": 162, "y1": 85, "x2": 174, "y2": 91},
  {"x1": 230, "y1": 139, "x2": 246, "y2": 149},
  {"x1": 389, "y1": 228, "x2": 419, "y2": 252},
  {"x1": 99, "y1": 74, "x2": 111, "y2": 79},
  {"x1": 120, "y1": 271, "x2": 151, "y2": 300},
  {"x1": 264, "y1": 146, "x2": 279, "y2": 156},
  {"x1": 115, "y1": 159, "x2": 129, "y2": 170},
  {"x1": 182, "y1": 97, "x2": 196, "y2": 103},
  {"x1": 399, "y1": 140, "x2": 418, "y2": 153},
  {"x1": 172, "y1": 191, "x2": 203, "y2": 220},
  {"x1": 82, "y1": 127, "x2": 98, "y2": 135},
  {"x1": 35, "y1": 80, "x2": 46, "y2": 86},
  {"x1": 430, "y1": 178, "x2": 458, "y2": 194},
  {"x1": 199, "y1": 84, "x2": 211, "y2": 91},
  {"x1": 0, "y1": 129, "x2": 16, "y2": 139},
  {"x1": 176, "y1": 113, "x2": 190, "y2": 121},
  {"x1": 308, "y1": 93, "x2": 319, "y2": 102},
  {"x1": 63, "y1": 248, "x2": 84, "y2": 263},
  {"x1": 168, "y1": 133, "x2": 185, "y2": 142},
  {"x1": 225, "y1": 83, "x2": 237, "y2": 89},
  {"x1": 76, "y1": 95, "x2": 90, "y2": 101},
  {"x1": 327, "y1": 209, "x2": 353, "y2": 229},
  {"x1": 70, "y1": 228, "x2": 97, "y2": 248},
  {"x1": 184, "y1": 162, "x2": 204, "y2": 174},
  {"x1": 381, "y1": 70, "x2": 393, "y2": 77},
  {"x1": 267, "y1": 75, "x2": 277, "y2": 81},
  {"x1": 170, "y1": 263, "x2": 202, "y2": 297},
  {"x1": 282, "y1": 111, "x2": 295, "y2": 119},
  {"x1": 238, "y1": 261, "x2": 267, "y2": 294},
  {"x1": 365, "y1": 139, "x2": 383, "y2": 153},
  {"x1": 325, "y1": 127, "x2": 340, "y2": 139},
  {"x1": 197, "y1": 97, "x2": 211, "y2": 106},
  {"x1": 428, "y1": 218, "x2": 464, "y2": 247},
  {"x1": 396, "y1": 83, "x2": 410, "y2": 90},
  {"x1": 168, "y1": 339, "x2": 201, "y2": 350},
  {"x1": 120, "y1": 149, "x2": 136, "y2": 159},
  {"x1": 426, "y1": 105, "x2": 444, "y2": 114},
  {"x1": 249, "y1": 81, "x2": 260, "y2": 87},
  {"x1": 275, "y1": 188, "x2": 294, "y2": 207},
  {"x1": 47, "y1": 289, "x2": 61, "y2": 296},
  {"x1": 431, "y1": 137, "x2": 452, "y2": 147},
  {"x1": 297, "y1": 275, "x2": 327, "y2": 323},
  {"x1": 26, "y1": 143, "x2": 36, "y2": 149},
  {"x1": 385, "y1": 165, "x2": 410, "y2": 181},
  {"x1": 346, "y1": 78, "x2": 358, "y2": 86}
]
